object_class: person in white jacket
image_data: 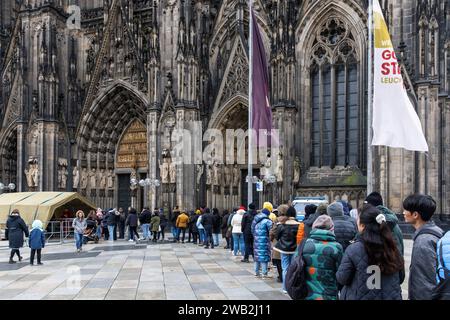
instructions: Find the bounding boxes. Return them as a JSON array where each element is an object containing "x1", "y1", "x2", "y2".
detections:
[{"x1": 231, "y1": 206, "x2": 246, "y2": 256}]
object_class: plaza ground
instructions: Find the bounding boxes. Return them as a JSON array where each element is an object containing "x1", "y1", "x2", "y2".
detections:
[{"x1": 0, "y1": 237, "x2": 413, "y2": 300}]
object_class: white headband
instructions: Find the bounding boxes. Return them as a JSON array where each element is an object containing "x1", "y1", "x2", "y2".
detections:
[{"x1": 376, "y1": 214, "x2": 386, "y2": 225}]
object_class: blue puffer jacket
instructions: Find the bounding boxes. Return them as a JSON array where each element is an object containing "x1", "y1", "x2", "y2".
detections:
[
  {"x1": 437, "y1": 230, "x2": 450, "y2": 282},
  {"x1": 251, "y1": 213, "x2": 273, "y2": 262}
]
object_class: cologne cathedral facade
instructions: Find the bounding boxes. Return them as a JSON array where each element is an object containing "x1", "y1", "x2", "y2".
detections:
[{"x1": 0, "y1": 0, "x2": 449, "y2": 218}]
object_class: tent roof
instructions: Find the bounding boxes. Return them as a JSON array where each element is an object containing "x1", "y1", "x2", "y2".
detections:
[{"x1": 0, "y1": 192, "x2": 96, "y2": 227}]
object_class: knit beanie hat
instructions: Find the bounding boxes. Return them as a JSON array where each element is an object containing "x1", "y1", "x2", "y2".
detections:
[
  {"x1": 263, "y1": 202, "x2": 273, "y2": 213},
  {"x1": 239, "y1": 205, "x2": 246, "y2": 211},
  {"x1": 277, "y1": 204, "x2": 289, "y2": 216},
  {"x1": 249, "y1": 203, "x2": 256, "y2": 210},
  {"x1": 32, "y1": 220, "x2": 43, "y2": 231},
  {"x1": 286, "y1": 206, "x2": 297, "y2": 218},
  {"x1": 312, "y1": 215, "x2": 335, "y2": 231},
  {"x1": 316, "y1": 204, "x2": 328, "y2": 216},
  {"x1": 327, "y1": 202, "x2": 344, "y2": 217}
]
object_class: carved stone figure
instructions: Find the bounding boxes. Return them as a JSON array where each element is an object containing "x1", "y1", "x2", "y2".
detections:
[
  {"x1": 24, "y1": 158, "x2": 38, "y2": 188},
  {"x1": 159, "y1": 159, "x2": 170, "y2": 184},
  {"x1": 107, "y1": 169, "x2": 114, "y2": 189},
  {"x1": 99, "y1": 168, "x2": 107, "y2": 189},
  {"x1": 80, "y1": 168, "x2": 88, "y2": 189},
  {"x1": 89, "y1": 168, "x2": 97, "y2": 189},
  {"x1": 293, "y1": 157, "x2": 301, "y2": 184},
  {"x1": 196, "y1": 164, "x2": 204, "y2": 186},
  {"x1": 224, "y1": 165, "x2": 231, "y2": 185},
  {"x1": 58, "y1": 166, "x2": 68, "y2": 189},
  {"x1": 213, "y1": 163, "x2": 222, "y2": 186},
  {"x1": 73, "y1": 167, "x2": 79, "y2": 189},
  {"x1": 262, "y1": 153, "x2": 272, "y2": 178},
  {"x1": 233, "y1": 165, "x2": 240, "y2": 186},
  {"x1": 169, "y1": 160, "x2": 176, "y2": 184},
  {"x1": 276, "y1": 152, "x2": 284, "y2": 182},
  {"x1": 206, "y1": 165, "x2": 212, "y2": 185}
]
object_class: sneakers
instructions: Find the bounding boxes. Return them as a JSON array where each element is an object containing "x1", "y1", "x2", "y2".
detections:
[
  {"x1": 9, "y1": 259, "x2": 16, "y2": 264},
  {"x1": 254, "y1": 273, "x2": 261, "y2": 278},
  {"x1": 37, "y1": 262, "x2": 43, "y2": 265},
  {"x1": 19, "y1": 256, "x2": 23, "y2": 262},
  {"x1": 128, "y1": 239, "x2": 134, "y2": 242},
  {"x1": 241, "y1": 259, "x2": 250, "y2": 263},
  {"x1": 282, "y1": 290, "x2": 288, "y2": 295}
]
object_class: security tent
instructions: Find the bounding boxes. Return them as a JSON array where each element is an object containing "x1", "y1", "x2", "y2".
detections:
[{"x1": 0, "y1": 192, "x2": 96, "y2": 229}]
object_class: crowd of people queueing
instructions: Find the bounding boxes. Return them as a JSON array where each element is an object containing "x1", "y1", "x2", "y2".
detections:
[{"x1": 4, "y1": 192, "x2": 450, "y2": 300}]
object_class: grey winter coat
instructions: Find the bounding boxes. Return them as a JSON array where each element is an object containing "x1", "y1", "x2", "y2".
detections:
[
  {"x1": 72, "y1": 218, "x2": 87, "y2": 235},
  {"x1": 328, "y1": 211, "x2": 358, "y2": 251},
  {"x1": 6, "y1": 214, "x2": 29, "y2": 249},
  {"x1": 336, "y1": 240, "x2": 404, "y2": 300},
  {"x1": 408, "y1": 221, "x2": 444, "y2": 300}
]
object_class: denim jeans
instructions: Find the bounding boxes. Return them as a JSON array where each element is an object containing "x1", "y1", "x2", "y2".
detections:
[
  {"x1": 172, "y1": 226, "x2": 179, "y2": 239},
  {"x1": 75, "y1": 232, "x2": 83, "y2": 250},
  {"x1": 141, "y1": 224, "x2": 150, "y2": 239},
  {"x1": 198, "y1": 229, "x2": 205, "y2": 243},
  {"x1": 107, "y1": 225, "x2": 115, "y2": 241},
  {"x1": 254, "y1": 261, "x2": 268, "y2": 276},
  {"x1": 213, "y1": 233, "x2": 219, "y2": 246},
  {"x1": 96, "y1": 225, "x2": 102, "y2": 238},
  {"x1": 232, "y1": 233, "x2": 245, "y2": 256},
  {"x1": 281, "y1": 253, "x2": 294, "y2": 291}
]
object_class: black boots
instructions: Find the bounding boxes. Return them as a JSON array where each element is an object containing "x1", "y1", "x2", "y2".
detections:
[{"x1": 9, "y1": 258, "x2": 16, "y2": 264}]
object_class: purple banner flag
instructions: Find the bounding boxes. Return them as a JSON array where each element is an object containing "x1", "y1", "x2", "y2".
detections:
[{"x1": 251, "y1": 9, "x2": 273, "y2": 147}]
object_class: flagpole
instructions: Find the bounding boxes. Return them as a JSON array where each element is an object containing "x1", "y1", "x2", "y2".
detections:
[
  {"x1": 367, "y1": 0, "x2": 374, "y2": 194},
  {"x1": 248, "y1": 0, "x2": 254, "y2": 206}
]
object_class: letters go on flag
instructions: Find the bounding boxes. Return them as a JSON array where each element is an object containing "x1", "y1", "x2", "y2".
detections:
[{"x1": 372, "y1": 0, "x2": 428, "y2": 152}]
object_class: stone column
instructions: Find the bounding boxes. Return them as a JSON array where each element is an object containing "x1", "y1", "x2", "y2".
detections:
[
  {"x1": 16, "y1": 122, "x2": 27, "y2": 192},
  {"x1": 148, "y1": 110, "x2": 159, "y2": 210}
]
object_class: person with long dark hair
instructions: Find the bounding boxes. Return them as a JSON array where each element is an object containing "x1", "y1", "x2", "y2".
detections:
[
  {"x1": 336, "y1": 204, "x2": 405, "y2": 300},
  {"x1": 72, "y1": 210, "x2": 86, "y2": 253}
]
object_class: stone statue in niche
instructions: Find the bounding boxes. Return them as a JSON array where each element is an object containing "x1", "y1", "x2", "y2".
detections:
[
  {"x1": 58, "y1": 166, "x2": 68, "y2": 189},
  {"x1": 159, "y1": 158, "x2": 170, "y2": 184},
  {"x1": 276, "y1": 152, "x2": 284, "y2": 182},
  {"x1": 89, "y1": 168, "x2": 97, "y2": 189},
  {"x1": 206, "y1": 164, "x2": 212, "y2": 185},
  {"x1": 224, "y1": 165, "x2": 231, "y2": 185},
  {"x1": 73, "y1": 167, "x2": 79, "y2": 189},
  {"x1": 99, "y1": 168, "x2": 107, "y2": 189},
  {"x1": 169, "y1": 160, "x2": 176, "y2": 184},
  {"x1": 80, "y1": 168, "x2": 88, "y2": 189},
  {"x1": 24, "y1": 158, "x2": 38, "y2": 188},
  {"x1": 196, "y1": 164, "x2": 204, "y2": 186},
  {"x1": 107, "y1": 169, "x2": 114, "y2": 189},
  {"x1": 232, "y1": 164, "x2": 240, "y2": 186},
  {"x1": 293, "y1": 156, "x2": 301, "y2": 184},
  {"x1": 213, "y1": 162, "x2": 222, "y2": 186}
]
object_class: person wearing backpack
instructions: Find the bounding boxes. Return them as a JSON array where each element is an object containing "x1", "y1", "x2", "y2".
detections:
[
  {"x1": 403, "y1": 194, "x2": 444, "y2": 300},
  {"x1": 293, "y1": 215, "x2": 341, "y2": 300},
  {"x1": 251, "y1": 208, "x2": 273, "y2": 278},
  {"x1": 337, "y1": 204, "x2": 404, "y2": 300},
  {"x1": 274, "y1": 206, "x2": 302, "y2": 294},
  {"x1": 434, "y1": 230, "x2": 450, "y2": 300}
]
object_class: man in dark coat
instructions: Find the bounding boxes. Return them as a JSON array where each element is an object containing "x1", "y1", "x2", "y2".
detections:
[
  {"x1": 327, "y1": 202, "x2": 357, "y2": 251},
  {"x1": 202, "y1": 208, "x2": 214, "y2": 249},
  {"x1": 212, "y1": 208, "x2": 222, "y2": 247},
  {"x1": 6, "y1": 209, "x2": 29, "y2": 264},
  {"x1": 125, "y1": 208, "x2": 139, "y2": 241},
  {"x1": 171, "y1": 206, "x2": 181, "y2": 242},
  {"x1": 304, "y1": 204, "x2": 326, "y2": 238},
  {"x1": 221, "y1": 210, "x2": 231, "y2": 249},
  {"x1": 118, "y1": 208, "x2": 126, "y2": 239},
  {"x1": 241, "y1": 203, "x2": 257, "y2": 262}
]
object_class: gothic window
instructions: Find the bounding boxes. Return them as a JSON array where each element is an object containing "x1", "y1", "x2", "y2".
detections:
[{"x1": 310, "y1": 18, "x2": 360, "y2": 168}]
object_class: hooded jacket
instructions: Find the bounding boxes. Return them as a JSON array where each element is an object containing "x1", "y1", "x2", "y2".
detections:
[
  {"x1": 139, "y1": 210, "x2": 152, "y2": 225},
  {"x1": 231, "y1": 210, "x2": 245, "y2": 233},
  {"x1": 151, "y1": 214, "x2": 160, "y2": 232},
  {"x1": 336, "y1": 239, "x2": 404, "y2": 300},
  {"x1": 301, "y1": 229, "x2": 343, "y2": 300},
  {"x1": 376, "y1": 205, "x2": 404, "y2": 256},
  {"x1": 176, "y1": 212, "x2": 190, "y2": 228},
  {"x1": 212, "y1": 210, "x2": 222, "y2": 234},
  {"x1": 437, "y1": 230, "x2": 450, "y2": 282},
  {"x1": 29, "y1": 221, "x2": 45, "y2": 250},
  {"x1": 409, "y1": 221, "x2": 444, "y2": 300},
  {"x1": 251, "y1": 212, "x2": 273, "y2": 262},
  {"x1": 6, "y1": 214, "x2": 29, "y2": 249},
  {"x1": 72, "y1": 217, "x2": 87, "y2": 234},
  {"x1": 328, "y1": 209, "x2": 357, "y2": 251}
]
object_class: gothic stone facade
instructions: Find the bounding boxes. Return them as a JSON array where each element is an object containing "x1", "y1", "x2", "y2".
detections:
[{"x1": 0, "y1": 0, "x2": 449, "y2": 217}]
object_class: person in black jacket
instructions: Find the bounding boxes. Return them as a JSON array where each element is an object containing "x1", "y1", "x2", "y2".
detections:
[
  {"x1": 327, "y1": 202, "x2": 357, "y2": 251},
  {"x1": 157, "y1": 208, "x2": 168, "y2": 241},
  {"x1": 202, "y1": 208, "x2": 214, "y2": 249},
  {"x1": 106, "y1": 209, "x2": 118, "y2": 241},
  {"x1": 336, "y1": 204, "x2": 404, "y2": 300},
  {"x1": 303, "y1": 204, "x2": 326, "y2": 238},
  {"x1": 6, "y1": 209, "x2": 29, "y2": 264},
  {"x1": 241, "y1": 203, "x2": 257, "y2": 262},
  {"x1": 118, "y1": 208, "x2": 126, "y2": 239},
  {"x1": 221, "y1": 210, "x2": 230, "y2": 249},
  {"x1": 126, "y1": 208, "x2": 140, "y2": 242},
  {"x1": 171, "y1": 206, "x2": 181, "y2": 242},
  {"x1": 190, "y1": 211, "x2": 200, "y2": 244},
  {"x1": 139, "y1": 208, "x2": 152, "y2": 240},
  {"x1": 212, "y1": 208, "x2": 222, "y2": 247}
]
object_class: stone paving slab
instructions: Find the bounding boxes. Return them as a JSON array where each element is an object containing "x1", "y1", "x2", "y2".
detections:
[{"x1": 0, "y1": 238, "x2": 414, "y2": 300}]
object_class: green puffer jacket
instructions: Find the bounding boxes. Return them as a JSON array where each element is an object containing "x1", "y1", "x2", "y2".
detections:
[
  {"x1": 300, "y1": 229, "x2": 343, "y2": 300},
  {"x1": 376, "y1": 206, "x2": 404, "y2": 256}
]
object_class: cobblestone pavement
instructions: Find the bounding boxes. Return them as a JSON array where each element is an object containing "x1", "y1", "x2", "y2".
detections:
[{"x1": 0, "y1": 238, "x2": 413, "y2": 300}]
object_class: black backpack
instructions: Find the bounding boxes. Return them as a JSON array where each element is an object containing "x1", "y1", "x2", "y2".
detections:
[
  {"x1": 432, "y1": 239, "x2": 450, "y2": 300},
  {"x1": 285, "y1": 240, "x2": 308, "y2": 300}
]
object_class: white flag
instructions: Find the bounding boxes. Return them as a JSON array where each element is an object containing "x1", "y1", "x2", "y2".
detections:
[{"x1": 372, "y1": 0, "x2": 428, "y2": 152}]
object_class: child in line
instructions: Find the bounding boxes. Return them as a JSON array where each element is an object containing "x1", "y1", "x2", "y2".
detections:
[{"x1": 29, "y1": 220, "x2": 45, "y2": 265}]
